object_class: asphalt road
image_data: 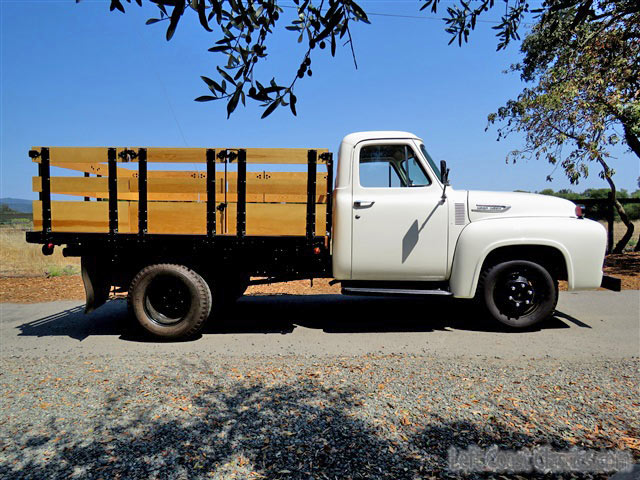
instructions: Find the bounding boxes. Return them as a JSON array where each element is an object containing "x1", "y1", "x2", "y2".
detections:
[{"x1": 1, "y1": 290, "x2": 638, "y2": 359}]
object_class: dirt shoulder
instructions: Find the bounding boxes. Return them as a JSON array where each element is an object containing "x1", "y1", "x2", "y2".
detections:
[
  {"x1": 1, "y1": 254, "x2": 637, "y2": 303},
  {"x1": 0, "y1": 276, "x2": 341, "y2": 303}
]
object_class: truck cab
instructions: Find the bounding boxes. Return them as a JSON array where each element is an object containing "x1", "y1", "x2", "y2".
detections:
[{"x1": 331, "y1": 131, "x2": 608, "y2": 327}]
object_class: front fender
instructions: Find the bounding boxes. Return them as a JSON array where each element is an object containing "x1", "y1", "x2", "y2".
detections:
[{"x1": 449, "y1": 217, "x2": 606, "y2": 298}]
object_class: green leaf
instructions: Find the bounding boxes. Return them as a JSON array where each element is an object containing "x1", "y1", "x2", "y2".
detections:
[
  {"x1": 166, "y1": 1, "x2": 185, "y2": 41},
  {"x1": 261, "y1": 101, "x2": 279, "y2": 119},
  {"x1": 146, "y1": 18, "x2": 163, "y2": 25},
  {"x1": 227, "y1": 90, "x2": 240, "y2": 118},
  {"x1": 201, "y1": 76, "x2": 224, "y2": 94},
  {"x1": 349, "y1": 2, "x2": 370, "y2": 24},
  {"x1": 110, "y1": 0, "x2": 124, "y2": 13},
  {"x1": 195, "y1": 95, "x2": 216, "y2": 102},
  {"x1": 217, "y1": 67, "x2": 237, "y2": 86},
  {"x1": 289, "y1": 92, "x2": 297, "y2": 116}
]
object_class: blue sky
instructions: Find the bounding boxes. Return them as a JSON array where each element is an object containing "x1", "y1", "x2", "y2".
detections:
[{"x1": 1, "y1": 0, "x2": 638, "y2": 200}]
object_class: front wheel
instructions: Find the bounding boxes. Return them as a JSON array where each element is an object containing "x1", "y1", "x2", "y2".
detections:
[
  {"x1": 479, "y1": 260, "x2": 558, "y2": 328},
  {"x1": 128, "y1": 264, "x2": 212, "y2": 339}
]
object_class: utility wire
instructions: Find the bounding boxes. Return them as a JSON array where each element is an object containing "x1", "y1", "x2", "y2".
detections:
[{"x1": 280, "y1": 2, "x2": 533, "y2": 26}]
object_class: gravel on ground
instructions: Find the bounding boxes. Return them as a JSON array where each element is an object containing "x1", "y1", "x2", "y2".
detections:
[{"x1": 0, "y1": 354, "x2": 638, "y2": 480}]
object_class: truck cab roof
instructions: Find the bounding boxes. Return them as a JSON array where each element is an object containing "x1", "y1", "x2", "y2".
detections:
[{"x1": 341, "y1": 131, "x2": 423, "y2": 146}]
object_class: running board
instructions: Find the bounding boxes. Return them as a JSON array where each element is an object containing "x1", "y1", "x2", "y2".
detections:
[{"x1": 342, "y1": 287, "x2": 453, "y2": 297}]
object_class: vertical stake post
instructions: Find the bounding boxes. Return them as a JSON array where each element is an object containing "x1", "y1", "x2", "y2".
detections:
[
  {"x1": 138, "y1": 148, "x2": 147, "y2": 235},
  {"x1": 83, "y1": 172, "x2": 90, "y2": 202},
  {"x1": 237, "y1": 149, "x2": 246, "y2": 237},
  {"x1": 325, "y1": 153, "x2": 333, "y2": 237},
  {"x1": 306, "y1": 149, "x2": 317, "y2": 240},
  {"x1": 39, "y1": 147, "x2": 51, "y2": 234},
  {"x1": 206, "y1": 149, "x2": 216, "y2": 238},
  {"x1": 108, "y1": 148, "x2": 118, "y2": 234}
]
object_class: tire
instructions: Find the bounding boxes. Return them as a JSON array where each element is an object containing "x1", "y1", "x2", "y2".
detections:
[
  {"x1": 128, "y1": 264, "x2": 212, "y2": 339},
  {"x1": 478, "y1": 260, "x2": 558, "y2": 328}
]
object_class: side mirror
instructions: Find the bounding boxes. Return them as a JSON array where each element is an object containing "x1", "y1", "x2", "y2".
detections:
[
  {"x1": 440, "y1": 160, "x2": 450, "y2": 185},
  {"x1": 440, "y1": 160, "x2": 450, "y2": 200}
]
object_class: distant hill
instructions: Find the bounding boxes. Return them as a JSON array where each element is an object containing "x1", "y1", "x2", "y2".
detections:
[{"x1": 0, "y1": 198, "x2": 33, "y2": 214}]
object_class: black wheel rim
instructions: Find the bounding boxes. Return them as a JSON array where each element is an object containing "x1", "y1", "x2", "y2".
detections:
[
  {"x1": 144, "y1": 274, "x2": 192, "y2": 326},
  {"x1": 493, "y1": 267, "x2": 543, "y2": 319}
]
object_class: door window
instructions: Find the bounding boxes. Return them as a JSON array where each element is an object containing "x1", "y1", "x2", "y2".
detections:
[{"x1": 359, "y1": 145, "x2": 430, "y2": 188}]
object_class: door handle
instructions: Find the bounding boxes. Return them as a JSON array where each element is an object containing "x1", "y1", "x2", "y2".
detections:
[{"x1": 354, "y1": 200, "x2": 375, "y2": 208}]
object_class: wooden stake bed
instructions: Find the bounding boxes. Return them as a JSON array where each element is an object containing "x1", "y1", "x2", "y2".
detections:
[{"x1": 29, "y1": 146, "x2": 334, "y2": 238}]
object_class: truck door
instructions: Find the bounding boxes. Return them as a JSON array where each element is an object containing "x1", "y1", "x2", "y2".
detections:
[{"x1": 351, "y1": 140, "x2": 448, "y2": 280}]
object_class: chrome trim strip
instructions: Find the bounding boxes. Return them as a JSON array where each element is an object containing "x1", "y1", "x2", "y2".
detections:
[{"x1": 471, "y1": 204, "x2": 511, "y2": 213}]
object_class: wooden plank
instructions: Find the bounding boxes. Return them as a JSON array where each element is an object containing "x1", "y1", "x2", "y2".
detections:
[
  {"x1": 240, "y1": 148, "x2": 329, "y2": 164},
  {"x1": 31, "y1": 147, "x2": 110, "y2": 164},
  {"x1": 33, "y1": 200, "x2": 133, "y2": 233},
  {"x1": 224, "y1": 203, "x2": 327, "y2": 236},
  {"x1": 147, "y1": 201, "x2": 206, "y2": 234},
  {"x1": 262, "y1": 193, "x2": 328, "y2": 204},
  {"x1": 226, "y1": 172, "x2": 327, "y2": 195},
  {"x1": 42, "y1": 161, "x2": 136, "y2": 177},
  {"x1": 131, "y1": 177, "x2": 207, "y2": 194},
  {"x1": 37, "y1": 174, "x2": 327, "y2": 197},
  {"x1": 34, "y1": 173, "x2": 328, "y2": 203},
  {"x1": 33, "y1": 176, "x2": 133, "y2": 194},
  {"x1": 34, "y1": 179, "x2": 327, "y2": 203},
  {"x1": 61, "y1": 162, "x2": 134, "y2": 177},
  {"x1": 147, "y1": 170, "x2": 207, "y2": 179},
  {"x1": 32, "y1": 147, "x2": 330, "y2": 164},
  {"x1": 33, "y1": 199, "x2": 327, "y2": 235},
  {"x1": 144, "y1": 147, "x2": 330, "y2": 164},
  {"x1": 144, "y1": 148, "x2": 207, "y2": 163}
]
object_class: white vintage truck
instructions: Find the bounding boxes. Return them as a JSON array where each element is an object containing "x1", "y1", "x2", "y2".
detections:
[{"x1": 27, "y1": 131, "x2": 615, "y2": 339}]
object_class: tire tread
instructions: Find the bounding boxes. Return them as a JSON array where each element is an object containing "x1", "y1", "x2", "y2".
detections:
[{"x1": 128, "y1": 263, "x2": 211, "y2": 339}]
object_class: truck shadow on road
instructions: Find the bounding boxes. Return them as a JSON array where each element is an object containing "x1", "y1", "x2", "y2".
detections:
[{"x1": 18, "y1": 294, "x2": 590, "y2": 341}]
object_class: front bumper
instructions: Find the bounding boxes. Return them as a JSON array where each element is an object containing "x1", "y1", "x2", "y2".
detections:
[{"x1": 601, "y1": 275, "x2": 621, "y2": 292}]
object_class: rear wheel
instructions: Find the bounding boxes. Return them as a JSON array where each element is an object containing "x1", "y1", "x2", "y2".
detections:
[
  {"x1": 479, "y1": 260, "x2": 558, "y2": 328},
  {"x1": 128, "y1": 264, "x2": 212, "y2": 339}
]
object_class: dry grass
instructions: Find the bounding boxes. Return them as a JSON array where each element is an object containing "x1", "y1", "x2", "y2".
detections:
[
  {"x1": 599, "y1": 219, "x2": 640, "y2": 250},
  {"x1": 0, "y1": 226, "x2": 80, "y2": 277}
]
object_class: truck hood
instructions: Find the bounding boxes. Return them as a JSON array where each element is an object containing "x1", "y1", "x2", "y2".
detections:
[{"x1": 467, "y1": 191, "x2": 577, "y2": 222}]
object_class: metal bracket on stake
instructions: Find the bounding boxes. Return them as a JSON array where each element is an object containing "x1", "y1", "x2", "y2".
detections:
[
  {"x1": 38, "y1": 147, "x2": 51, "y2": 234},
  {"x1": 138, "y1": 148, "x2": 148, "y2": 236},
  {"x1": 108, "y1": 148, "x2": 118, "y2": 234},
  {"x1": 206, "y1": 149, "x2": 216, "y2": 238},
  {"x1": 306, "y1": 149, "x2": 317, "y2": 240},
  {"x1": 237, "y1": 149, "x2": 246, "y2": 237}
]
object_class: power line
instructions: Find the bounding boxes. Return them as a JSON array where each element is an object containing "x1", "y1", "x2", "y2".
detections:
[{"x1": 280, "y1": 3, "x2": 533, "y2": 26}]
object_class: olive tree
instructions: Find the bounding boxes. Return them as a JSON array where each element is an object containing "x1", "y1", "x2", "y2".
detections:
[
  {"x1": 90, "y1": 0, "x2": 637, "y2": 118},
  {"x1": 487, "y1": 0, "x2": 639, "y2": 252}
]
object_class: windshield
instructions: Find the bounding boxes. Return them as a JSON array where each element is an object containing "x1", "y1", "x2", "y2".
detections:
[{"x1": 420, "y1": 144, "x2": 442, "y2": 182}]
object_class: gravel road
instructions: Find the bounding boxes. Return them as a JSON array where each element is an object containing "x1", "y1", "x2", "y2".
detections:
[{"x1": 1, "y1": 291, "x2": 639, "y2": 479}]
